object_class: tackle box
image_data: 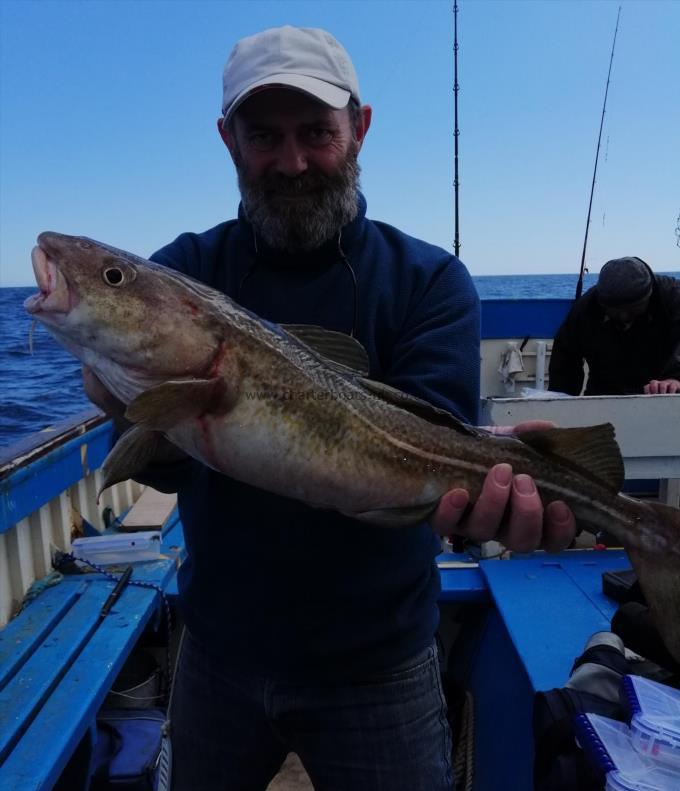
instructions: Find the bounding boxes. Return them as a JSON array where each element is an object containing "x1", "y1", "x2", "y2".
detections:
[
  {"x1": 622, "y1": 675, "x2": 680, "y2": 769},
  {"x1": 71, "y1": 531, "x2": 162, "y2": 565},
  {"x1": 574, "y1": 712, "x2": 680, "y2": 791}
]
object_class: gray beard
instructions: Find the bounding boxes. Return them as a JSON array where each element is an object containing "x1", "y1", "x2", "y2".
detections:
[{"x1": 235, "y1": 147, "x2": 361, "y2": 252}]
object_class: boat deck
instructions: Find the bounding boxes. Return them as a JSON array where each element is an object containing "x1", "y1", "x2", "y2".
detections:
[{"x1": 267, "y1": 754, "x2": 313, "y2": 790}]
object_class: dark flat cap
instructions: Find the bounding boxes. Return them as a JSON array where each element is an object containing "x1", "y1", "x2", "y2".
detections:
[{"x1": 596, "y1": 257, "x2": 653, "y2": 305}]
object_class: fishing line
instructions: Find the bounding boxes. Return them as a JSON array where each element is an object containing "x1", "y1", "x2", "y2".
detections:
[
  {"x1": 337, "y1": 230, "x2": 359, "y2": 338},
  {"x1": 237, "y1": 228, "x2": 359, "y2": 339},
  {"x1": 28, "y1": 320, "x2": 37, "y2": 354},
  {"x1": 576, "y1": 5, "x2": 622, "y2": 300}
]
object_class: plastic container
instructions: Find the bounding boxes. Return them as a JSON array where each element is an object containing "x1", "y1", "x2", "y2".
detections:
[
  {"x1": 622, "y1": 675, "x2": 680, "y2": 769},
  {"x1": 104, "y1": 649, "x2": 162, "y2": 710},
  {"x1": 71, "y1": 531, "x2": 162, "y2": 565},
  {"x1": 574, "y1": 713, "x2": 680, "y2": 791}
]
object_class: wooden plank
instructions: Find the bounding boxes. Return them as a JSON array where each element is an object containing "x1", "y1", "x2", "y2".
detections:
[
  {"x1": 0, "y1": 582, "x2": 86, "y2": 694},
  {"x1": 120, "y1": 488, "x2": 177, "y2": 532},
  {"x1": 0, "y1": 584, "x2": 158, "y2": 790},
  {"x1": 0, "y1": 583, "x2": 106, "y2": 763},
  {"x1": 0, "y1": 557, "x2": 175, "y2": 781},
  {"x1": 556, "y1": 551, "x2": 630, "y2": 620},
  {"x1": 481, "y1": 554, "x2": 617, "y2": 692}
]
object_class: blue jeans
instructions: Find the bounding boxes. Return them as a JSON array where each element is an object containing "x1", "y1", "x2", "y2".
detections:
[{"x1": 169, "y1": 629, "x2": 453, "y2": 790}]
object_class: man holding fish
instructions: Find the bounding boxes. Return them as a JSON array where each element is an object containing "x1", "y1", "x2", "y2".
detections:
[{"x1": 80, "y1": 25, "x2": 577, "y2": 790}]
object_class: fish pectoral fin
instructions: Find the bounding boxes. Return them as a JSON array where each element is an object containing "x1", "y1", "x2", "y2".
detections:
[
  {"x1": 518, "y1": 423, "x2": 625, "y2": 493},
  {"x1": 348, "y1": 501, "x2": 440, "y2": 527},
  {"x1": 99, "y1": 424, "x2": 162, "y2": 494},
  {"x1": 357, "y1": 378, "x2": 482, "y2": 435},
  {"x1": 281, "y1": 324, "x2": 370, "y2": 376},
  {"x1": 125, "y1": 378, "x2": 235, "y2": 430}
]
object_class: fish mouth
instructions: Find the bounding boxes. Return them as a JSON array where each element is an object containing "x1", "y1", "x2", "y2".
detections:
[{"x1": 24, "y1": 244, "x2": 72, "y2": 316}]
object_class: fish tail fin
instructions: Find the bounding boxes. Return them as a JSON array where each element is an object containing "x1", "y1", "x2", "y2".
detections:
[{"x1": 627, "y1": 500, "x2": 680, "y2": 665}]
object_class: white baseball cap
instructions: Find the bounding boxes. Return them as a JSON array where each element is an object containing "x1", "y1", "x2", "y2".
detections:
[{"x1": 221, "y1": 26, "x2": 361, "y2": 125}]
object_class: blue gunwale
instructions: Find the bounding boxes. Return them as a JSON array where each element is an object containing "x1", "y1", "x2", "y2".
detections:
[
  {"x1": 480, "y1": 297, "x2": 572, "y2": 339},
  {"x1": 0, "y1": 409, "x2": 113, "y2": 534}
]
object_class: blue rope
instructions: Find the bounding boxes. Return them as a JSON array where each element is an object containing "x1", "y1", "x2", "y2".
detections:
[{"x1": 19, "y1": 570, "x2": 64, "y2": 612}]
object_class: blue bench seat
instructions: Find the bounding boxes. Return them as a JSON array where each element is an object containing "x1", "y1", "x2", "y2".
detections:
[{"x1": 0, "y1": 557, "x2": 177, "y2": 790}]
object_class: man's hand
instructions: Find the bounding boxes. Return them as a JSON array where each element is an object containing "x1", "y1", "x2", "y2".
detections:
[
  {"x1": 431, "y1": 420, "x2": 576, "y2": 553},
  {"x1": 644, "y1": 379, "x2": 680, "y2": 395}
]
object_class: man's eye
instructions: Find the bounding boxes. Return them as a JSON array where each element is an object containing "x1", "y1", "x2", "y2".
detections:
[
  {"x1": 249, "y1": 132, "x2": 276, "y2": 151},
  {"x1": 306, "y1": 128, "x2": 333, "y2": 146}
]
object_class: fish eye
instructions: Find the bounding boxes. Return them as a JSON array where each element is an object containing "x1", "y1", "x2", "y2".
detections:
[{"x1": 103, "y1": 267, "x2": 125, "y2": 287}]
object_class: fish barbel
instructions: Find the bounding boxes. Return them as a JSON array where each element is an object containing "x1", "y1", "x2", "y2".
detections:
[{"x1": 26, "y1": 231, "x2": 680, "y2": 663}]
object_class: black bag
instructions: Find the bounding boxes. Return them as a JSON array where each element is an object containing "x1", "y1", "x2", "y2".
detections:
[
  {"x1": 533, "y1": 623, "x2": 680, "y2": 791},
  {"x1": 533, "y1": 633, "x2": 635, "y2": 791},
  {"x1": 90, "y1": 709, "x2": 170, "y2": 791}
]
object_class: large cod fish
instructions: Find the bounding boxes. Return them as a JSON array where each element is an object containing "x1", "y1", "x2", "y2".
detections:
[{"x1": 26, "y1": 232, "x2": 680, "y2": 662}]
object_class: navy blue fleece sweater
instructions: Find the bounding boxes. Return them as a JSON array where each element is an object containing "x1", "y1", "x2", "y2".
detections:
[{"x1": 148, "y1": 194, "x2": 480, "y2": 679}]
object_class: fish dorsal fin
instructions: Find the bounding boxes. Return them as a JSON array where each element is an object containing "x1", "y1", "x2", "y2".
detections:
[
  {"x1": 281, "y1": 324, "x2": 370, "y2": 376},
  {"x1": 518, "y1": 423, "x2": 625, "y2": 493},
  {"x1": 357, "y1": 378, "x2": 482, "y2": 435}
]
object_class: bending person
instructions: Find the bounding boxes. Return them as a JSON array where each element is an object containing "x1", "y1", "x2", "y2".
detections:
[{"x1": 549, "y1": 256, "x2": 680, "y2": 395}]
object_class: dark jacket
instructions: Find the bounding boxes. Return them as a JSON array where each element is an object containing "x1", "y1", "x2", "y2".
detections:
[
  {"x1": 549, "y1": 273, "x2": 680, "y2": 396},
  {"x1": 141, "y1": 194, "x2": 480, "y2": 680}
]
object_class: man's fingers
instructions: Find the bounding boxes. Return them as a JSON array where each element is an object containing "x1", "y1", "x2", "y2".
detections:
[
  {"x1": 431, "y1": 489, "x2": 470, "y2": 536},
  {"x1": 512, "y1": 420, "x2": 556, "y2": 434},
  {"x1": 500, "y1": 474, "x2": 543, "y2": 553},
  {"x1": 659, "y1": 379, "x2": 680, "y2": 394},
  {"x1": 432, "y1": 460, "x2": 577, "y2": 554},
  {"x1": 452, "y1": 464, "x2": 513, "y2": 542},
  {"x1": 644, "y1": 379, "x2": 680, "y2": 395},
  {"x1": 486, "y1": 420, "x2": 555, "y2": 436},
  {"x1": 542, "y1": 500, "x2": 577, "y2": 553}
]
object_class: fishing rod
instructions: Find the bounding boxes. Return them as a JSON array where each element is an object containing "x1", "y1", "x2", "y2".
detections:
[
  {"x1": 453, "y1": 1, "x2": 461, "y2": 258},
  {"x1": 575, "y1": 5, "x2": 622, "y2": 299}
]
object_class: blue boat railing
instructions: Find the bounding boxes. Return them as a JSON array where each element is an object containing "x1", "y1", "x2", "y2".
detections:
[{"x1": 0, "y1": 408, "x2": 144, "y2": 627}]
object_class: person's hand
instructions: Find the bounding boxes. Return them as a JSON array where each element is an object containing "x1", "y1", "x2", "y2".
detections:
[
  {"x1": 431, "y1": 420, "x2": 576, "y2": 553},
  {"x1": 644, "y1": 378, "x2": 680, "y2": 395}
]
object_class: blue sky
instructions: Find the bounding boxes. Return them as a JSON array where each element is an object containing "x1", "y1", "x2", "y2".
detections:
[{"x1": 1, "y1": 0, "x2": 678, "y2": 286}]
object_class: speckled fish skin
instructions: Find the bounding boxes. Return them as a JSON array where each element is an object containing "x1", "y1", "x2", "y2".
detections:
[{"x1": 26, "y1": 231, "x2": 680, "y2": 664}]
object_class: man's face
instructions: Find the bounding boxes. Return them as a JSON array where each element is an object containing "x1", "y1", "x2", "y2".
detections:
[
  {"x1": 601, "y1": 294, "x2": 651, "y2": 330},
  {"x1": 219, "y1": 89, "x2": 370, "y2": 251}
]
